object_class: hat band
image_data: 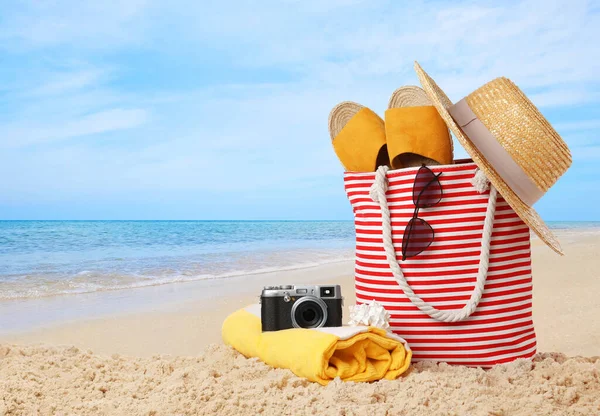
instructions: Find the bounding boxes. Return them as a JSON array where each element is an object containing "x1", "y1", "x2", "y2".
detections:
[{"x1": 448, "y1": 99, "x2": 543, "y2": 206}]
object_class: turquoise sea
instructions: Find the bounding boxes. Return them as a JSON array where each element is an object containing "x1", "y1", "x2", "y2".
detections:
[
  {"x1": 0, "y1": 221, "x2": 356, "y2": 300},
  {"x1": 0, "y1": 220, "x2": 598, "y2": 300}
]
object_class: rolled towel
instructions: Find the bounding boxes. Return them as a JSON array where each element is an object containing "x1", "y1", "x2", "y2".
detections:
[{"x1": 221, "y1": 304, "x2": 412, "y2": 386}]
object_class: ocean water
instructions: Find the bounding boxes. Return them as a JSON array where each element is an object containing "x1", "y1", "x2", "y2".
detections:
[
  {"x1": 0, "y1": 220, "x2": 598, "y2": 300},
  {"x1": 0, "y1": 221, "x2": 355, "y2": 300}
]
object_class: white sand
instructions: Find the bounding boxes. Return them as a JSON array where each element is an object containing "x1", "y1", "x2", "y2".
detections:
[
  {"x1": 1, "y1": 345, "x2": 598, "y2": 415},
  {"x1": 1, "y1": 232, "x2": 599, "y2": 415}
]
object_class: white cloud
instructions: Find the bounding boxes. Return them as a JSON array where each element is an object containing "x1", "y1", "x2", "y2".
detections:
[
  {"x1": 163, "y1": 0, "x2": 600, "y2": 93},
  {"x1": 3, "y1": 1, "x2": 599, "y2": 97},
  {"x1": 0, "y1": 109, "x2": 148, "y2": 148},
  {"x1": 0, "y1": 1, "x2": 151, "y2": 50},
  {"x1": 26, "y1": 69, "x2": 108, "y2": 97}
]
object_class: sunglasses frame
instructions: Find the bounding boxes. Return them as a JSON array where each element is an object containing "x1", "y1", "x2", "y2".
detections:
[{"x1": 401, "y1": 165, "x2": 443, "y2": 261}]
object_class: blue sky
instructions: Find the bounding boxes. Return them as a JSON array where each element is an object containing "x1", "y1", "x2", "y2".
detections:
[{"x1": 0, "y1": 0, "x2": 598, "y2": 220}]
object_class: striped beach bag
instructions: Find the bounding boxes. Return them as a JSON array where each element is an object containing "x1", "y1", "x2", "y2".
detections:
[{"x1": 344, "y1": 160, "x2": 536, "y2": 367}]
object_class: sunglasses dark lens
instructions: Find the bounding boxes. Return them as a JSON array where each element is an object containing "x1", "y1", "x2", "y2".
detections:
[
  {"x1": 402, "y1": 218, "x2": 434, "y2": 260},
  {"x1": 412, "y1": 167, "x2": 442, "y2": 208}
]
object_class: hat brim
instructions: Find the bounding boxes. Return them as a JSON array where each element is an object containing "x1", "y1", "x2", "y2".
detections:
[{"x1": 413, "y1": 61, "x2": 563, "y2": 255}]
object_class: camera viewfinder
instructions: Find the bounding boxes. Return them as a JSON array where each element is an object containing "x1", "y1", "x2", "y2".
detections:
[{"x1": 320, "y1": 286, "x2": 335, "y2": 297}]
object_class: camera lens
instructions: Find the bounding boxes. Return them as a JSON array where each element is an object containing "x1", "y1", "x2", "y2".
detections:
[{"x1": 291, "y1": 296, "x2": 328, "y2": 329}]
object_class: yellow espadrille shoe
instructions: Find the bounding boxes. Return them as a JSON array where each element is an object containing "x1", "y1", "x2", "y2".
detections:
[
  {"x1": 385, "y1": 86, "x2": 454, "y2": 169},
  {"x1": 328, "y1": 101, "x2": 390, "y2": 172}
]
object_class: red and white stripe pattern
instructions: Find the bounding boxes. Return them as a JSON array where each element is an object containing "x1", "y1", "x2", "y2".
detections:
[{"x1": 344, "y1": 162, "x2": 536, "y2": 367}]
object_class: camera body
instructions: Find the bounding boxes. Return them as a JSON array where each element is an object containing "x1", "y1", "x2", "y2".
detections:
[{"x1": 260, "y1": 284, "x2": 343, "y2": 332}]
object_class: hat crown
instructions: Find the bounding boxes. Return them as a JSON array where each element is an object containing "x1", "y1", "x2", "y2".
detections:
[{"x1": 465, "y1": 77, "x2": 572, "y2": 193}]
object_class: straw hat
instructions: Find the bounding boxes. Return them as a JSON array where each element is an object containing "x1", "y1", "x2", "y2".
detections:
[{"x1": 413, "y1": 61, "x2": 572, "y2": 255}]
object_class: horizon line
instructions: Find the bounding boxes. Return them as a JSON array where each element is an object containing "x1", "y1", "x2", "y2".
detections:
[{"x1": 1, "y1": 219, "x2": 599, "y2": 223}]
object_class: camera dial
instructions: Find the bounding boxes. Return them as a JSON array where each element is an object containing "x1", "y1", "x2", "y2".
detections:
[{"x1": 264, "y1": 285, "x2": 294, "y2": 290}]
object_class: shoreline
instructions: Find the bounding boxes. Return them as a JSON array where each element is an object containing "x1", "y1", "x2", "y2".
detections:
[
  {"x1": 1, "y1": 232, "x2": 599, "y2": 358},
  {"x1": 0, "y1": 255, "x2": 355, "y2": 302},
  {"x1": 1, "y1": 224, "x2": 598, "y2": 302},
  {"x1": 0, "y1": 260, "x2": 357, "y2": 356}
]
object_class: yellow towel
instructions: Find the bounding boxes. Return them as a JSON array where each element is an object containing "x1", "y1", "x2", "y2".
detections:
[{"x1": 221, "y1": 304, "x2": 412, "y2": 385}]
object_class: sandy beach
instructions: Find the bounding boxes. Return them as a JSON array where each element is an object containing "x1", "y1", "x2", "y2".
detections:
[{"x1": 1, "y1": 232, "x2": 599, "y2": 415}]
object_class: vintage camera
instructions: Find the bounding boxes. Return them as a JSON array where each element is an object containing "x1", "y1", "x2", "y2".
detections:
[{"x1": 260, "y1": 284, "x2": 343, "y2": 332}]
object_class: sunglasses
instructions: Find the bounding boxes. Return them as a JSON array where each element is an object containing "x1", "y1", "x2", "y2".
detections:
[{"x1": 401, "y1": 165, "x2": 443, "y2": 261}]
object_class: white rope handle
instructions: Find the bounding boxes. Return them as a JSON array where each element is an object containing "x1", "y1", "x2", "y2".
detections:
[{"x1": 369, "y1": 165, "x2": 497, "y2": 323}]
